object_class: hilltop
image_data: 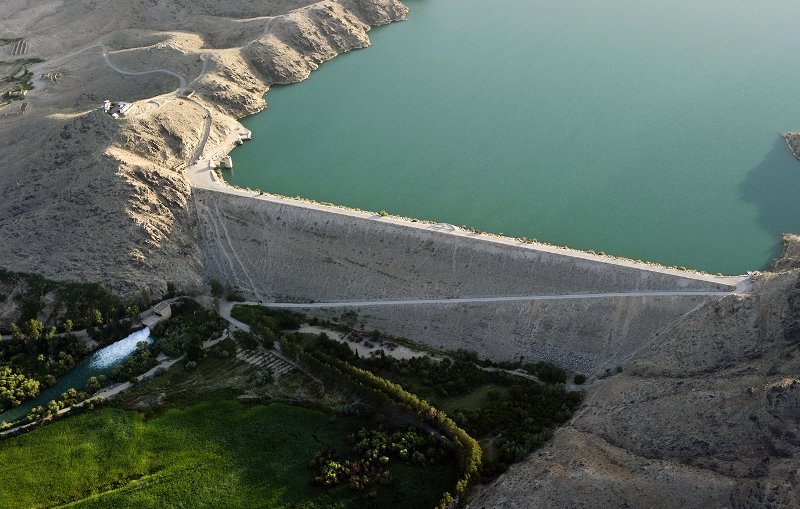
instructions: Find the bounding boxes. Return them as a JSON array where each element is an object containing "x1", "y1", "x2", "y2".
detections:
[{"x1": 0, "y1": 0, "x2": 407, "y2": 296}]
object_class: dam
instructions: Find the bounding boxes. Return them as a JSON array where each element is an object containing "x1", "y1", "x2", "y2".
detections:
[{"x1": 190, "y1": 167, "x2": 748, "y2": 373}]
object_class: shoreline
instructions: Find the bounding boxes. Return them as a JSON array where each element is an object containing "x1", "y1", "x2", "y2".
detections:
[
  {"x1": 187, "y1": 151, "x2": 749, "y2": 288},
  {"x1": 782, "y1": 132, "x2": 800, "y2": 161}
]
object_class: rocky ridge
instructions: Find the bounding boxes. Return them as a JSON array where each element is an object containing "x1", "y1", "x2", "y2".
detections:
[{"x1": 469, "y1": 237, "x2": 800, "y2": 508}]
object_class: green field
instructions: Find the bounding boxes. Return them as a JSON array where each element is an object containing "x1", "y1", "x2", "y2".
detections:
[{"x1": 0, "y1": 401, "x2": 456, "y2": 508}]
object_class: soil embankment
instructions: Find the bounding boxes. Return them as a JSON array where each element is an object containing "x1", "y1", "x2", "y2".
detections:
[{"x1": 192, "y1": 186, "x2": 746, "y2": 372}]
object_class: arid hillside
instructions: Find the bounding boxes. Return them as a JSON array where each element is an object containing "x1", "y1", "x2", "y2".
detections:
[
  {"x1": 469, "y1": 235, "x2": 800, "y2": 508},
  {"x1": 1, "y1": 3, "x2": 799, "y2": 508},
  {"x1": 0, "y1": 0, "x2": 407, "y2": 296}
]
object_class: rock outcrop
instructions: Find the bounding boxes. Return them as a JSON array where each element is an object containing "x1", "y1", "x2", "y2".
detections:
[
  {"x1": 469, "y1": 238, "x2": 800, "y2": 508},
  {"x1": 783, "y1": 132, "x2": 800, "y2": 161}
]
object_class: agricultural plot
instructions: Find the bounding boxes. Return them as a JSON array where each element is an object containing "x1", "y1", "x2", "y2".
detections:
[{"x1": 0, "y1": 401, "x2": 455, "y2": 508}]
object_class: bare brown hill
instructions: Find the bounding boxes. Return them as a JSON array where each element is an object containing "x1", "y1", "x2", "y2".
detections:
[{"x1": 0, "y1": 0, "x2": 406, "y2": 296}]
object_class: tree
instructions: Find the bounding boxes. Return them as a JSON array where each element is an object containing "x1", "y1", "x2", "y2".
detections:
[
  {"x1": 23, "y1": 319, "x2": 44, "y2": 342},
  {"x1": 126, "y1": 305, "x2": 140, "y2": 321},
  {"x1": 64, "y1": 319, "x2": 73, "y2": 334},
  {"x1": 209, "y1": 278, "x2": 224, "y2": 297},
  {"x1": 86, "y1": 376, "x2": 102, "y2": 393},
  {"x1": 92, "y1": 309, "x2": 103, "y2": 326},
  {"x1": 10, "y1": 323, "x2": 22, "y2": 342}
]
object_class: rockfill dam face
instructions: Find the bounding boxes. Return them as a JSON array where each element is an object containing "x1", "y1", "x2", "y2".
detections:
[{"x1": 192, "y1": 187, "x2": 746, "y2": 372}]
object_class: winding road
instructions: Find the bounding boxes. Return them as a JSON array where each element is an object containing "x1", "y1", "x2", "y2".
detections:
[
  {"x1": 47, "y1": 44, "x2": 214, "y2": 167},
  {"x1": 99, "y1": 46, "x2": 187, "y2": 89}
]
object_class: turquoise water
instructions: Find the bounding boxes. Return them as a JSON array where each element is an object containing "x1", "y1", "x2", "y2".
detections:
[
  {"x1": 0, "y1": 328, "x2": 153, "y2": 424},
  {"x1": 226, "y1": 0, "x2": 800, "y2": 274}
]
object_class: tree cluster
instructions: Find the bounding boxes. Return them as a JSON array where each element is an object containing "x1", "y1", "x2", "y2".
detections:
[
  {"x1": 0, "y1": 366, "x2": 40, "y2": 411},
  {"x1": 24, "y1": 386, "x2": 93, "y2": 423},
  {"x1": 152, "y1": 299, "x2": 226, "y2": 358},
  {"x1": 110, "y1": 341, "x2": 157, "y2": 383},
  {"x1": 279, "y1": 333, "x2": 481, "y2": 508},
  {"x1": 3, "y1": 319, "x2": 86, "y2": 376},
  {"x1": 294, "y1": 333, "x2": 582, "y2": 480},
  {"x1": 310, "y1": 426, "x2": 451, "y2": 493},
  {"x1": 0, "y1": 269, "x2": 127, "y2": 332},
  {"x1": 0, "y1": 318, "x2": 90, "y2": 411},
  {"x1": 230, "y1": 305, "x2": 303, "y2": 347}
]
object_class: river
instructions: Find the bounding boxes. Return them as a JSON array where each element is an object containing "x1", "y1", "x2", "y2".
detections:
[
  {"x1": 225, "y1": 0, "x2": 800, "y2": 275},
  {"x1": 0, "y1": 327, "x2": 153, "y2": 424}
]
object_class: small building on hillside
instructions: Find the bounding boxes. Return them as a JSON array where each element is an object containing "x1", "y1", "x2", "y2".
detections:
[
  {"x1": 102, "y1": 99, "x2": 132, "y2": 118},
  {"x1": 153, "y1": 302, "x2": 172, "y2": 321}
]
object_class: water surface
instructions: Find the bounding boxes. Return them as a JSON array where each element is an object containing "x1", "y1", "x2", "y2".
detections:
[
  {"x1": 227, "y1": 0, "x2": 800, "y2": 274},
  {"x1": 0, "y1": 327, "x2": 152, "y2": 423}
]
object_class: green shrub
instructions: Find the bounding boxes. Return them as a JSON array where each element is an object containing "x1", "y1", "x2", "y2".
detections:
[
  {"x1": 232, "y1": 330, "x2": 260, "y2": 351},
  {"x1": 527, "y1": 361, "x2": 567, "y2": 384},
  {"x1": 110, "y1": 342, "x2": 157, "y2": 382},
  {"x1": 573, "y1": 373, "x2": 586, "y2": 385},
  {"x1": 209, "y1": 278, "x2": 224, "y2": 297},
  {"x1": 152, "y1": 299, "x2": 225, "y2": 357}
]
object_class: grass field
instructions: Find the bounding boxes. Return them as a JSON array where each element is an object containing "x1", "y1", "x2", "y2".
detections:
[
  {"x1": 435, "y1": 384, "x2": 509, "y2": 414},
  {"x1": 0, "y1": 401, "x2": 456, "y2": 508}
]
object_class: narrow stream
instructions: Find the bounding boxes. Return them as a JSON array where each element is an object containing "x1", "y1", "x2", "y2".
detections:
[{"x1": 0, "y1": 327, "x2": 153, "y2": 424}]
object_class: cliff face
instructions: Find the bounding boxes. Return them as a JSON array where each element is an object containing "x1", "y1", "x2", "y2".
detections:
[
  {"x1": 0, "y1": 0, "x2": 407, "y2": 296},
  {"x1": 469, "y1": 238, "x2": 800, "y2": 508}
]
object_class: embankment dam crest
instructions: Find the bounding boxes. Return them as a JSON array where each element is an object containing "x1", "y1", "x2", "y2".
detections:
[{"x1": 190, "y1": 172, "x2": 749, "y2": 373}]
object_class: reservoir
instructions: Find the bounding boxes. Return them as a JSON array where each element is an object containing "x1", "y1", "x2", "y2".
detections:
[
  {"x1": 226, "y1": 0, "x2": 800, "y2": 275},
  {"x1": 0, "y1": 327, "x2": 153, "y2": 424}
]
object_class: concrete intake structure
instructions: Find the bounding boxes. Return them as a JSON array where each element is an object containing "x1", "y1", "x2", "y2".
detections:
[{"x1": 191, "y1": 185, "x2": 748, "y2": 373}]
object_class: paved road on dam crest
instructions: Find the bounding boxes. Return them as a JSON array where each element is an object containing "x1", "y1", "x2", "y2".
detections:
[{"x1": 228, "y1": 289, "x2": 743, "y2": 310}]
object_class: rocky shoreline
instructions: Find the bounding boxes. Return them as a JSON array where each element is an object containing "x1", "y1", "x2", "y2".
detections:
[
  {"x1": 783, "y1": 132, "x2": 800, "y2": 160},
  {"x1": 0, "y1": 0, "x2": 407, "y2": 296}
]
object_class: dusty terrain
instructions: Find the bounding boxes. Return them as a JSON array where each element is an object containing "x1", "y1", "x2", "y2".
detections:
[
  {"x1": 1, "y1": 2, "x2": 799, "y2": 508},
  {"x1": 469, "y1": 235, "x2": 800, "y2": 508},
  {"x1": 0, "y1": 0, "x2": 407, "y2": 296}
]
